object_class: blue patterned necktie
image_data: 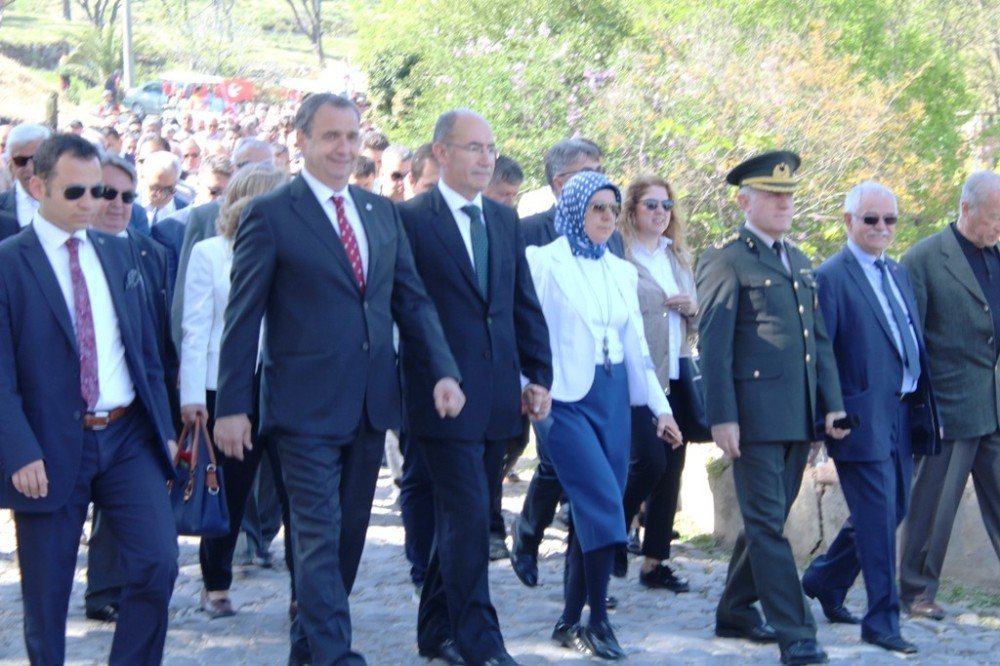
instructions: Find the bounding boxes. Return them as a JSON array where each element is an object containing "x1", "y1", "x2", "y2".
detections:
[
  {"x1": 462, "y1": 204, "x2": 489, "y2": 296},
  {"x1": 875, "y1": 258, "x2": 920, "y2": 378}
]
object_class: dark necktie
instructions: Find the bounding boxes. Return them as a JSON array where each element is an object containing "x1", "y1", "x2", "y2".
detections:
[
  {"x1": 66, "y1": 237, "x2": 100, "y2": 410},
  {"x1": 331, "y1": 195, "x2": 365, "y2": 293},
  {"x1": 462, "y1": 204, "x2": 489, "y2": 296},
  {"x1": 875, "y1": 258, "x2": 920, "y2": 379}
]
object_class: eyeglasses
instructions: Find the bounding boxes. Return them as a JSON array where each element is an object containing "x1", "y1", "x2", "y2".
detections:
[
  {"x1": 102, "y1": 187, "x2": 137, "y2": 204},
  {"x1": 64, "y1": 184, "x2": 106, "y2": 201},
  {"x1": 149, "y1": 184, "x2": 176, "y2": 195},
  {"x1": 11, "y1": 155, "x2": 34, "y2": 167},
  {"x1": 640, "y1": 198, "x2": 674, "y2": 212},
  {"x1": 390, "y1": 171, "x2": 409, "y2": 181},
  {"x1": 860, "y1": 214, "x2": 898, "y2": 226},
  {"x1": 589, "y1": 202, "x2": 621, "y2": 216},
  {"x1": 445, "y1": 142, "x2": 499, "y2": 159}
]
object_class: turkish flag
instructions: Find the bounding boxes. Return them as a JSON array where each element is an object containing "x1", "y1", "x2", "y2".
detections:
[{"x1": 221, "y1": 79, "x2": 255, "y2": 103}]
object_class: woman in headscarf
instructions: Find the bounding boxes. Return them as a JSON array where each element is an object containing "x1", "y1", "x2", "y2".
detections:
[{"x1": 525, "y1": 171, "x2": 682, "y2": 659}]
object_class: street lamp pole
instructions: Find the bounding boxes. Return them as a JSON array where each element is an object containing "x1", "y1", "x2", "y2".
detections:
[{"x1": 122, "y1": 0, "x2": 135, "y2": 89}]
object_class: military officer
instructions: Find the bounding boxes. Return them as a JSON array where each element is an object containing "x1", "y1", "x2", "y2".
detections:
[{"x1": 696, "y1": 150, "x2": 849, "y2": 666}]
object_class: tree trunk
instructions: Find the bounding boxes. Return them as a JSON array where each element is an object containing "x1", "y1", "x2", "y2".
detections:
[
  {"x1": 315, "y1": 28, "x2": 324, "y2": 65},
  {"x1": 63, "y1": 0, "x2": 71, "y2": 20}
]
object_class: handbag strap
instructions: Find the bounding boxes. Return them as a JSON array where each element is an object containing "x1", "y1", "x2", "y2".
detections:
[{"x1": 197, "y1": 415, "x2": 222, "y2": 495}]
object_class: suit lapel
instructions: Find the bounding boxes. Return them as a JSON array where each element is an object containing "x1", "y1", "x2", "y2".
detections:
[
  {"x1": 941, "y1": 228, "x2": 989, "y2": 305},
  {"x1": 19, "y1": 229, "x2": 76, "y2": 349},
  {"x1": 350, "y1": 185, "x2": 380, "y2": 287},
  {"x1": 841, "y1": 247, "x2": 898, "y2": 352},
  {"x1": 289, "y1": 176, "x2": 361, "y2": 290},
  {"x1": 891, "y1": 260, "x2": 926, "y2": 348},
  {"x1": 428, "y1": 188, "x2": 481, "y2": 298},
  {"x1": 741, "y1": 227, "x2": 791, "y2": 280},
  {"x1": 484, "y1": 199, "x2": 503, "y2": 305},
  {"x1": 89, "y1": 231, "x2": 139, "y2": 359},
  {"x1": 548, "y1": 239, "x2": 597, "y2": 326}
]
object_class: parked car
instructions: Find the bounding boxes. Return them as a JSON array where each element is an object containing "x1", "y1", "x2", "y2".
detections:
[{"x1": 123, "y1": 80, "x2": 166, "y2": 118}]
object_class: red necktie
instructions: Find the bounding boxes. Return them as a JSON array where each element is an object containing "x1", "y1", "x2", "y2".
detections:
[
  {"x1": 66, "y1": 237, "x2": 100, "y2": 410},
  {"x1": 331, "y1": 195, "x2": 365, "y2": 293}
]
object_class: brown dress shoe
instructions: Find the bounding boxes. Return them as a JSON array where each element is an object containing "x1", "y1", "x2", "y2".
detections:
[{"x1": 907, "y1": 598, "x2": 945, "y2": 620}]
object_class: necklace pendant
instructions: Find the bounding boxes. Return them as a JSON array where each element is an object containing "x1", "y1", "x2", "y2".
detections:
[{"x1": 602, "y1": 335, "x2": 612, "y2": 375}]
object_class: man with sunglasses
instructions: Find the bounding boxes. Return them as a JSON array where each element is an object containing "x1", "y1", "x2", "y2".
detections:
[
  {"x1": 83, "y1": 153, "x2": 182, "y2": 625},
  {"x1": 0, "y1": 123, "x2": 53, "y2": 228},
  {"x1": 697, "y1": 150, "x2": 848, "y2": 666},
  {"x1": 800, "y1": 181, "x2": 936, "y2": 655},
  {"x1": 378, "y1": 143, "x2": 412, "y2": 202},
  {"x1": 0, "y1": 133, "x2": 178, "y2": 665},
  {"x1": 899, "y1": 170, "x2": 1000, "y2": 622}
]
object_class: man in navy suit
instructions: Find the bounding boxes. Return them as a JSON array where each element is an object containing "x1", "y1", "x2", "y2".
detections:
[
  {"x1": 800, "y1": 181, "x2": 938, "y2": 655},
  {"x1": 213, "y1": 94, "x2": 465, "y2": 666},
  {"x1": 397, "y1": 109, "x2": 553, "y2": 666},
  {"x1": 0, "y1": 134, "x2": 178, "y2": 665}
]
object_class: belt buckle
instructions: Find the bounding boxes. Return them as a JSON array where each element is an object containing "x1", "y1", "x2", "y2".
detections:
[{"x1": 87, "y1": 411, "x2": 110, "y2": 431}]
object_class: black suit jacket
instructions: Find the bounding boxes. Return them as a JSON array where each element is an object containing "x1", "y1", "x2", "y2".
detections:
[
  {"x1": 0, "y1": 211, "x2": 18, "y2": 242},
  {"x1": 215, "y1": 176, "x2": 459, "y2": 440},
  {"x1": 398, "y1": 187, "x2": 552, "y2": 441},
  {"x1": 0, "y1": 188, "x2": 16, "y2": 223},
  {"x1": 520, "y1": 204, "x2": 625, "y2": 257},
  {"x1": 0, "y1": 228, "x2": 175, "y2": 512}
]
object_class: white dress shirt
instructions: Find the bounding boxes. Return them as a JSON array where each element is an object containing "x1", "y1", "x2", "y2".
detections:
[
  {"x1": 745, "y1": 221, "x2": 791, "y2": 273},
  {"x1": 630, "y1": 238, "x2": 683, "y2": 379},
  {"x1": 846, "y1": 239, "x2": 920, "y2": 393},
  {"x1": 437, "y1": 180, "x2": 485, "y2": 269},
  {"x1": 180, "y1": 236, "x2": 232, "y2": 406},
  {"x1": 147, "y1": 196, "x2": 178, "y2": 226},
  {"x1": 33, "y1": 214, "x2": 135, "y2": 410},
  {"x1": 300, "y1": 167, "x2": 369, "y2": 277},
  {"x1": 15, "y1": 181, "x2": 38, "y2": 228}
]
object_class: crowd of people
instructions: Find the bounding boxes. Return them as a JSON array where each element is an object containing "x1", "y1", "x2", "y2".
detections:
[{"x1": 0, "y1": 91, "x2": 998, "y2": 666}]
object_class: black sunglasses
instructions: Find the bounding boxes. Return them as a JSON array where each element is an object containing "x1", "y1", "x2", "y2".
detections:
[
  {"x1": 11, "y1": 155, "x2": 34, "y2": 167},
  {"x1": 102, "y1": 187, "x2": 137, "y2": 204},
  {"x1": 640, "y1": 198, "x2": 674, "y2": 212},
  {"x1": 390, "y1": 171, "x2": 409, "y2": 181},
  {"x1": 861, "y1": 214, "x2": 898, "y2": 226},
  {"x1": 63, "y1": 184, "x2": 106, "y2": 201},
  {"x1": 589, "y1": 202, "x2": 621, "y2": 216}
]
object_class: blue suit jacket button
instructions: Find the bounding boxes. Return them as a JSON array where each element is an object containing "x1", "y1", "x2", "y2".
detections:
[
  {"x1": 73, "y1": 410, "x2": 82, "y2": 420},
  {"x1": 362, "y1": 342, "x2": 370, "y2": 352}
]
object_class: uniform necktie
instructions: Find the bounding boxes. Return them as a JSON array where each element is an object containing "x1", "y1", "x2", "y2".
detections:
[
  {"x1": 772, "y1": 240, "x2": 783, "y2": 257},
  {"x1": 875, "y1": 258, "x2": 920, "y2": 379},
  {"x1": 66, "y1": 237, "x2": 100, "y2": 410},
  {"x1": 331, "y1": 195, "x2": 365, "y2": 293},
  {"x1": 462, "y1": 204, "x2": 489, "y2": 296}
]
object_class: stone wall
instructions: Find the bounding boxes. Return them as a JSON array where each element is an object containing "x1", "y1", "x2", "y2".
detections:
[{"x1": 678, "y1": 444, "x2": 1000, "y2": 591}]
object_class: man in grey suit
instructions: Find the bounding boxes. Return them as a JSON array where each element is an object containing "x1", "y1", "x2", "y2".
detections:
[{"x1": 899, "y1": 170, "x2": 1000, "y2": 620}]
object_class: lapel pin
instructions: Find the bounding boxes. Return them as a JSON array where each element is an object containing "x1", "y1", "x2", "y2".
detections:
[
  {"x1": 125, "y1": 269, "x2": 142, "y2": 290},
  {"x1": 365, "y1": 203, "x2": 373, "y2": 211}
]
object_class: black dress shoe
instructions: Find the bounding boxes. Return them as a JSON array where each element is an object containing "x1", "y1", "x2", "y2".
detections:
[
  {"x1": 780, "y1": 639, "x2": 828, "y2": 665},
  {"x1": 489, "y1": 534, "x2": 511, "y2": 561},
  {"x1": 418, "y1": 638, "x2": 466, "y2": 665},
  {"x1": 863, "y1": 633, "x2": 918, "y2": 654},
  {"x1": 551, "y1": 619, "x2": 576, "y2": 647},
  {"x1": 639, "y1": 563, "x2": 690, "y2": 593},
  {"x1": 605, "y1": 595, "x2": 618, "y2": 610},
  {"x1": 573, "y1": 620, "x2": 626, "y2": 660},
  {"x1": 85, "y1": 604, "x2": 119, "y2": 622},
  {"x1": 802, "y1": 583, "x2": 860, "y2": 624},
  {"x1": 509, "y1": 522, "x2": 538, "y2": 587},
  {"x1": 715, "y1": 621, "x2": 778, "y2": 643}
]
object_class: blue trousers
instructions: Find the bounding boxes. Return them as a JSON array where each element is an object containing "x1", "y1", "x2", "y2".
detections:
[{"x1": 14, "y1": 406, "x2": 178, "y2": 666}]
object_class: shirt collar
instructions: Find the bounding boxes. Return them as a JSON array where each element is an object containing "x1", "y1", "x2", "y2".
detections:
[
  {"x1": 437, "y1": 179, "x2": 483, "y2": 213},
  {"x1": 33, "y1": 213, "x2": 87, "y2": 254},
  {"x1": 15, "y1": 181, "x2": 38, "y2": 207},
  {"x1": 846, "y1": 238, "x2": 884, "y2": 267},
  {"x1": 632, "y1": 236, "x2": 671, "y2": 258},
  {"x1": 744, "y1": 220, "x2": 782, "y2": 247},
  {"x1": 300, "y1": 167, "x2": 351, "y2": 207}
]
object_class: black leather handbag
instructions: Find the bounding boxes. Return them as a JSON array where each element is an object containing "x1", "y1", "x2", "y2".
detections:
[{"x1": 670, "y1": 356, "x2": 712, "y2": 443}]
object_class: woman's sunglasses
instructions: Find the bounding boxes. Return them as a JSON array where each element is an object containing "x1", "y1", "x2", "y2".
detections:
[{"x1": 640, "y1": 198, "x2": 674, "y2": 212}]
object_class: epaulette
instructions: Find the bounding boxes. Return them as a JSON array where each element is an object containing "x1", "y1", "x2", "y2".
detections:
[{"x1": 713, "y1": 232, "x2": 741, "y2": 249}]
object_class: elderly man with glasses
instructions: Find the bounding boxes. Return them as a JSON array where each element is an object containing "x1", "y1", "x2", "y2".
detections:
[{"x1": 0, "y1": 123, "x2": 53, "y2": 229}]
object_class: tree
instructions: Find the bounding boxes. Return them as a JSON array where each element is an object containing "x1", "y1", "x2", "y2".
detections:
[
  {"x1": 0, "y1": 0, "x2": 16, "y2": 27},
  {"x1": 75, "y1": 0, "x2": 121, "y2": 29},
  {"x1": 285, "y1": 0, "x2": 324, "y2": 65}
]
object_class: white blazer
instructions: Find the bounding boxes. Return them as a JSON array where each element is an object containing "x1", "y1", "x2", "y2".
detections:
[
  {"x1": 180, "y1": 235, "x2": 232, "y2": 406},
  {"x1": 526, "y1": 236, "x2": 671, "y2": 416}
]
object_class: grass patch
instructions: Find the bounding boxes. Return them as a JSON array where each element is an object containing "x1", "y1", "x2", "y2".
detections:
[{"x1": 939, "y1": 584, "x2": 1000, "y2": 611}]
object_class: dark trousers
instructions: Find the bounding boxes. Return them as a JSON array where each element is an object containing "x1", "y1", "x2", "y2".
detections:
[
  {"x1": 200, "y1": 390, "x2": 294, "y2": 594},
  {"x1": 491, "y1": 422, "x2": 529, "y2": 537},
  {"x1": 803, "y1": 401, "x2": 912, "y2": 638},
  {"x1": 622, "y1": 403, "x2": 687, "y2": 560},
  {"x1": 279, "y1": 421, "x2": 385, "y2": 666},
  {"x1": 85, "y1": 506, "x2": 127, "y2": 612},
  {"x1": 400, "y1": 430, "x2": 434, "y2": 586},
  {"x1": 514, "y1": 415, "x2": 561, "y2": 554},
  {"x1": 242, "y1": 452, "x2": 284, "y2": 559},
  {"x1": 716, "y1": 441, "x2": 816, "y2": 648},
  {"x1": 417, "y1": 436, "x2": 506, "y2": 664},
  {"x1": 15, "y1": 407, "x2": 178, "y2": 666},
  {"x1": 899, "y1": 428, "x2": 1000, "y2": 604}
]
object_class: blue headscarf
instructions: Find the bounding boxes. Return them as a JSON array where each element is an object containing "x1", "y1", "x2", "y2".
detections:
[{"x1": 554, "y1": 171, "x2": 622, "y2": 259}]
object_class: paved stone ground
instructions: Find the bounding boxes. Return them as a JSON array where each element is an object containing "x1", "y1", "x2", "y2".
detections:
[{"x1": 0, "y1": 464, "x2": 997, "y2": 665}]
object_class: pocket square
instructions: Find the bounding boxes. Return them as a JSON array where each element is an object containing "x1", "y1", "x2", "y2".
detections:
[{"x1": 125, "y1": 269, "x2": 142, "y2": 290}]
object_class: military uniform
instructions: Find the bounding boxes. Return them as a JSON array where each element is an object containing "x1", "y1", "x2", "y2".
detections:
[{"x1": 696, "y1": 151, "x2": 843, "y2": 656}]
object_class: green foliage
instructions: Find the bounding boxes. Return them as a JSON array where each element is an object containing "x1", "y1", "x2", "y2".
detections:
[{"x1": 60, "y1": 21, "x2": 120, "y2": 87}]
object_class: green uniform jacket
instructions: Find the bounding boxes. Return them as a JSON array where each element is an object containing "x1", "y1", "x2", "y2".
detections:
[
  {"x1": 695, "y1": 226, "x2": 843, "y2": 443},
  {"x1": 902, "y1": 226, "x2": 1000, "y2": 439}
]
